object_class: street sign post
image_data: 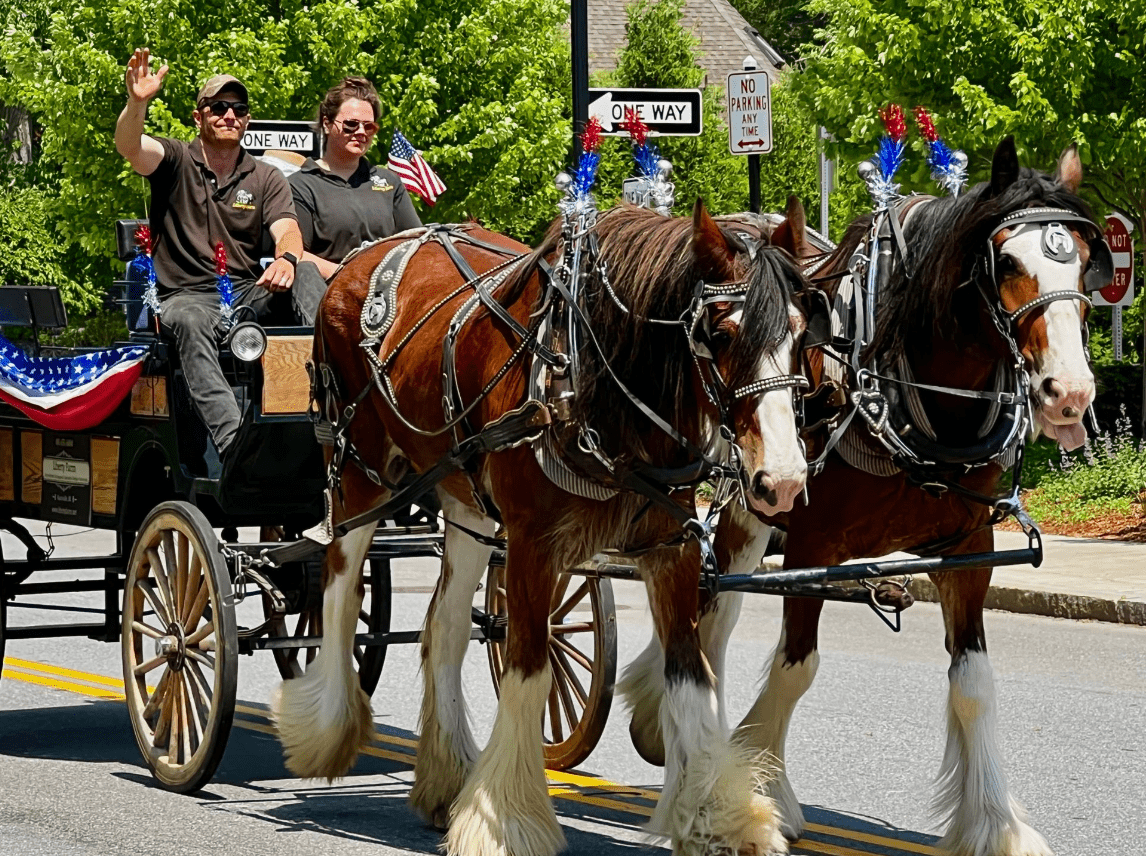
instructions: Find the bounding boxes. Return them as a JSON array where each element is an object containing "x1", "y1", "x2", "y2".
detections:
[
  {"x1": 587, "y1": 88, "x2": 702, "y2": 136},
  {"x1": 242, "y1": 120, "x2": 319, "y2": 158},
  {"x1": 1094, "y1": 212, "x2": 1135, "y2": 362},
  {"x1": 726, "y1": 70, "x2": 772, "y2": 155}
]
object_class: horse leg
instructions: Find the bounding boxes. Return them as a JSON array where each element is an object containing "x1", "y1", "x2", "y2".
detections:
[
  {"x1": 646, "y1": 545, "x2": 785, "y2": 856},
  {"x1": 619, "y1": 502, "x2": 761, "y2": 766},
  {"x1": 933, "y1": 530, "x2": 1052, "y2": 856},
  {"x1": 274, "y1": 465, "x2": 382, "y2": 780},
  {"x1": 410, "y1": 492, "x2": 497, "y2": 829},
  {"x1": 735, "y1": 594, "x2": 823, "y2": 842},
  {"x1": 446, "y1": 526, "x2": 564, "y2": 856}
]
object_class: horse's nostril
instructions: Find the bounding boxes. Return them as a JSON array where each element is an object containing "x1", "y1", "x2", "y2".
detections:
[
  {"x1": 1042, "y1": 377, "x2": 1067, "y2": 402},
  {"x1": 1062, "y1": 405, "x2": 1079, "y2": 419},
  {"x1": 751, "y1": 471, "x2": 779, "y2": 506}
]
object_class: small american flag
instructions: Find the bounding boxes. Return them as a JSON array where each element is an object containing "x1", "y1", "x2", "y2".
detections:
[{"x1": 388, "y1": 131, "x2": 447, "y2": 206}]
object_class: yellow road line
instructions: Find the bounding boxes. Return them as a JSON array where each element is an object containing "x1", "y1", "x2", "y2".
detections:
[{"x1": 3, "y1": 657, "x2": 934, "y2": 856}]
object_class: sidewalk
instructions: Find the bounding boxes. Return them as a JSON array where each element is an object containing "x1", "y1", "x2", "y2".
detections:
[{"x1": 904, "y1": 530, "x2": 1146, "y2": 626}]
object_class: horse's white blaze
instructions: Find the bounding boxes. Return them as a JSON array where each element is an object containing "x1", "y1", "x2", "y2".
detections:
[
  {"x1": 745, "y1": 308, "x2": 808, "y2": 514},
  {"x1": 935, "y1": 650, "x2": 1053, "y2": 856},
  {"x1": 736, "y1": 628, "x2": 819, "y2": 841},
  {"x1": 447, "y1": 669, "x2": 565, "y2": 856},
  {"x1": 652, "y1": 678, "x2": 785, "y2": 856},
  {"x1": 1003, "y1": 226, "x2": 1094, "y2": 451},
  {"x1": 273, "y1": 522, "x2": 377, "y2": 780},
  {"x1": 411, "y1": 492, "x2": 497, "y2": 823}
]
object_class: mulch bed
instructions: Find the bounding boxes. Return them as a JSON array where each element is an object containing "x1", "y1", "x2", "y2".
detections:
[{"x1": 998, "y1": 504, "x2": 1146, "y2": 541}]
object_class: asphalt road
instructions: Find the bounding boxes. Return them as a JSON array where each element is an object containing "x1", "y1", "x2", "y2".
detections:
[{"x1": 1, "y1": 524, "x2": 1144, "y2": 856}]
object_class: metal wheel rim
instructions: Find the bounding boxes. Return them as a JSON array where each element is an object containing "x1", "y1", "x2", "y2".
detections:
[
  {"x1": 485, "y1": 563, "x2": 616, "y2": 770},
  {"x1": 121, "y1": 501, "x2": 237, "y2": 792}
]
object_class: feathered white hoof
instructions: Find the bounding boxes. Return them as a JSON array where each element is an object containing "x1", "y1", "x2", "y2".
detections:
[
  {"x1": 272, "y1": 668, "x2": 373, "y2": 781},
  {"x1": 618, "y1": 636, "x2": 667, "y2": 766},
  {"x1": 767, "y1": 768, "x2": 804, "y2": 842},
  {"x1": 410, "y1": 734, "x2": 473, "y2": 829},
  {"x1": 939, "y1": 811, "x2": 1054, "y2": 856},
  {"x1": 446, "y1": 780, "x2": 565, "y2": 856},
  {"x1": 652, "y1": 743, "x2": 785, "y2": 856}
]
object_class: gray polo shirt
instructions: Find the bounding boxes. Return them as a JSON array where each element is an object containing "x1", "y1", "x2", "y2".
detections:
[
  {"x1": 148, "y1": 137, "x2": 297, "y2": 293},
  {"x1": 289, "y1": 158, "x2": 422, "y2": 264}
]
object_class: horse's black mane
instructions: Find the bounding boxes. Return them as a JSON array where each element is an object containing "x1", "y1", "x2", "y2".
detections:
[
  {"x1": 823, "y1": 167, "x2": 1096, "y2": 365},
  {"x1": 503, "y1": 204, "x2": 805, "y2": 458}
]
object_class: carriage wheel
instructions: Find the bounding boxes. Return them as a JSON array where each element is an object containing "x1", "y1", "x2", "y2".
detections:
[
  {"x1": 264, "y1": 557, "x2": 391, "y2": 696},
  {"x1": 121, "y1": 501, "x2": 237, "y2": 793},
  {"x1": 485, "y1": 562, "x2": 617, "y2": 770}
]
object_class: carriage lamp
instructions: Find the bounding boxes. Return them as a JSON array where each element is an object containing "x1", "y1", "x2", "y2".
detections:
[{"x1": 227, "y1": 320, "x2": 268, "y2": 362}]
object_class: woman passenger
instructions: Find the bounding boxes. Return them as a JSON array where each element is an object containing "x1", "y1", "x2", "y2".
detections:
[{"x1": 289, "y1": 77, "x2": 421, "y2": 324}]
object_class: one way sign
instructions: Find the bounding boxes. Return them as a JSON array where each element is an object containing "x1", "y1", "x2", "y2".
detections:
[{"x1": 588, "y1": 88, "x2": 703, "y2": 136}]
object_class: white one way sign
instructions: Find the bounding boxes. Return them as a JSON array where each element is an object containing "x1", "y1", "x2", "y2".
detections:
[
  {"x1": 588, "y1": 88, "x2": 702, "y2": 136},
  {"x1": 726, "y1": 70, "x2": 772, "y2": 154}
]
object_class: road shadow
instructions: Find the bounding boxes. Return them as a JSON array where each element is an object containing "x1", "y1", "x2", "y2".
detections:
[{"x1": 800, "y1": 804, "x2": 940, "y2": 853}]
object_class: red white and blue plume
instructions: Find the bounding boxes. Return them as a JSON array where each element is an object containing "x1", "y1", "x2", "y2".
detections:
[
  {"x1": 559, "y1": 116, "x2": 604, "y2": 219},
  {"x1": 127, "y1": 224, "x2": 161, "y2": 322},
  {"x1": 859, "y1": 104, "x2": 908, "y2": 211},
  {"x1": 914, "y1": 106, "x2": 968, "y2": 197},
  {"x1": 214, "y1": 242, "x2": 235, "y2": 330},
  {"x1": 620, "y1": 108, "x2": 660, "y2": 178}
]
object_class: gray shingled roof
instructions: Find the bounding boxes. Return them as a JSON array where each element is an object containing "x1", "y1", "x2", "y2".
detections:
[{"x1": 587, "y1": 0, "x2": 785, "y2": 90}]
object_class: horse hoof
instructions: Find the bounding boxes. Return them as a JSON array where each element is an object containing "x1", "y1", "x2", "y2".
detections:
[{"x1": 431, "y1": 806, "x2": 450, "y2": 832}]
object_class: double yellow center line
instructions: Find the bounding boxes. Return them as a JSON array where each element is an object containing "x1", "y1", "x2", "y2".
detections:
[{"x1": 1, "y1": 656, "x2": 938, "y2": 856}]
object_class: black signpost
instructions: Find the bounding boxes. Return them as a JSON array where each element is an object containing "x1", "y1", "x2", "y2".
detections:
[{"x1": 572, "y1": 0, "x2": 589, "y2": 155}]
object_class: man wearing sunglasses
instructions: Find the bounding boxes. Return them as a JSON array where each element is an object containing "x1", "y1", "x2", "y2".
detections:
[{"x1": 115, "y1": 47, "x2": 304, "y2": 467}]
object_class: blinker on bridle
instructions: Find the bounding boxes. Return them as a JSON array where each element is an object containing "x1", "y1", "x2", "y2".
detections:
[{"x1": 986, "y1": 207, "x2": 1114, "y2": 323}]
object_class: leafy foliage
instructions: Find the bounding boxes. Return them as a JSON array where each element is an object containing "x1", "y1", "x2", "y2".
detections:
[
  {"x1": 594, "y1": 0, "x2": 819, "y2": 218},
  {"x1": 1023, "y1": 408, "x2": 1146, "y2": 524},
  {"x1": 730, "y1": 0, "x2": 825, "y2": 65}
]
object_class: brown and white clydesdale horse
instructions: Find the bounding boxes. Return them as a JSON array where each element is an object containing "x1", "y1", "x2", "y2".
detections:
[
  {"x1": 274, "y1": 202, "x2": 815, "y2": 856},
  {"x1": 622, "y1": 140, "x2": 1105, "y2": 856}
]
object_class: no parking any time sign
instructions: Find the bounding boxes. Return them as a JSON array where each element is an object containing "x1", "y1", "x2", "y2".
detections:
[{"x1": 726, "y1": 70, "x2": 772, "y2": 155}]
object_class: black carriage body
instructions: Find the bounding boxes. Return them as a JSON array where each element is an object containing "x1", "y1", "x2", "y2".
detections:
[{"x1": 0, "y1": 329, "x2": 325, "y2": 536}]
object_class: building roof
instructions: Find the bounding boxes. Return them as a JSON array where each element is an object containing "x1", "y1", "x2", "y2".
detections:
[{"x1": 587, "y1": 0, "x2": 786, "y2": 89}]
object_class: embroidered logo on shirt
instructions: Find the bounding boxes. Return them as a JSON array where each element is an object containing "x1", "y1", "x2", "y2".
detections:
[
  {"x1": 233, "y1": 189, "x2": 257, "y2": 210},
  {"x1": 371, "y1": 175, "x2": 394, "y2": 192}
]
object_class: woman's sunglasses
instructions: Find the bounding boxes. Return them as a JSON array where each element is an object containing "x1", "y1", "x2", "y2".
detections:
[
  {"x1": 336, "y1": 118, "x2": 379, "y2": 135},
  {"x1": 201, "y1": 100, "x2": 250, "y2": 118}
]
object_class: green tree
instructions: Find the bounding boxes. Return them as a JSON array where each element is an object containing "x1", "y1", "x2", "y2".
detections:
[
  {"x1": 730, "y1": 0, "x2": 825, "y2": 64},
  {"x1": 595, "y1": 0, "x2": 818, "y2": 219},
  {"x1": 0, "y1": 0, "x2": 571, "y2": 283},
  {"x1": 795, "y1": 0, "x2": 1146, "y2": 361}
]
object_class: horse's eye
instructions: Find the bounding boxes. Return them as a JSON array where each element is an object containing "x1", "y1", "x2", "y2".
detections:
[
  {"x1": 996, "y1": 255, "x2": 1020, "y2": 278},
  {"x1": 710, "y1": 328, "x2": 733, "y2": 349}
]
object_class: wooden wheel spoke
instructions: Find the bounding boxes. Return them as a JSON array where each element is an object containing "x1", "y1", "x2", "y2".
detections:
[
  {"x1": 138, "y1": 580, "x2": 171, "y2": 627},
  {"x1": 550, "y1": 621, "x2": 594, "y2": 635},
  {"x1": 185, "y1": 618, "x2": 214, "y2": 648},
  {"x1": 186, "y1": 659, "x2": 215, "y2": 705},
  {"x1": 185, "y1": 649, "x2": 216, "y2": 670},
  {"x1": 147, "y1": 545, "x2": 177, "y2": 617},
  {"x1": 183, "y1": 672, "x2": 207, "y2": 754},
  {"x1": 551, "y1": 635, "x2": 593, "y2": 671},
  {"x1": 153, "y1": 680, "x2": 175, "y2": 747},
  {"x1": 549, "y1": 651, "x2": 579, "y2": 730},
  {"x1": 132, "y1": 620, "x2": 164, "y2": 640},
  {"x1": 184, "y1": 577, "x2": 211, "y2": 631},
  {"x1": 546, "y1": 677, "x2": 564, "y2": 743},
  {"x1": 551, "y1": 580, "x2": 590, "y2": 624},
  {"x1": 180, "y1": 555, "x2": 202, "y2": 625},
  {"x1": 175, "y1": 531, "x2": 190, "y2": 612},
  {"x1": 551, "y1": 648, "x2": 589, "y2": 707},
  {"x1": 134, "y1": 654, "x2": 168, "y2": 677},
  {"x1": 168, "y1": 673, "x2": 182, "y2": 762},
  {"x1": 141, "y1": 669, "x2": 172, "y2": 720}
]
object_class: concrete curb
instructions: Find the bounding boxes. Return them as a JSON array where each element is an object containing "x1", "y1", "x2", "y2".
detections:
[{"x1": 909, "y1": 579, "x2": 1146, "y2": 626}]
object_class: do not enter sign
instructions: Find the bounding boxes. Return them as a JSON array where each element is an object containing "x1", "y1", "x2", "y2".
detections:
[{"x1": 1093, "y1": 212, "x2": 1134, "y2": 307}]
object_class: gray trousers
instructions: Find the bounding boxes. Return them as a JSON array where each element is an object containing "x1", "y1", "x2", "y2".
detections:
[
  {"x1": 160, "y1": 282, "x2": 279, "y2": 454},
  {"x1": 291, "y1": 261, "x2": 329, "y2": 326}
]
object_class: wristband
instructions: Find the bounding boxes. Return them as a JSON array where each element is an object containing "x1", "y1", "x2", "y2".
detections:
[{"x1": 279, "y1": 252, "x2": 299, "y2": 268}]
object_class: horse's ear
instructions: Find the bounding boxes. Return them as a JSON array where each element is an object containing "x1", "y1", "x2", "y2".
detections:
[
  {"x1": 771, "y1": 194, "x2": 810, "y2": 258},
  {"x1": 691, "y1": 198, "x2": 736, "y2": 281},
  {"x1": 990, "y1": 135, "x2": 1020, "y2": 197},
  {"x1": 1056, "y1": 143, "x2": 1083, "y2": 193}
]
